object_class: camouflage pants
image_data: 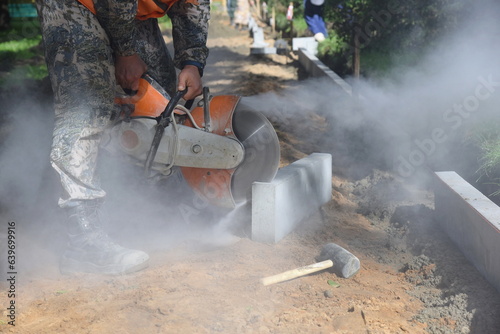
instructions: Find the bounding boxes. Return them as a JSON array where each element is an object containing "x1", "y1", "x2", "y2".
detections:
[{"x1": 36, "y1": 0, "x2": 176, "y2": 207}]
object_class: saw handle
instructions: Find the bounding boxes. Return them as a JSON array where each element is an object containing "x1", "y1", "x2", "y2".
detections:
[
  {"x1": 144, "y1": 88, "x2": 187, "y2": 176},
  {"x1": 157, "y1": 88, "x2": 187, "y2": 126},
  {"x1": 261, "y1": 260, "x2": 334, "y2": 286},
  {"x1": 203, "y1": 87, "x2": 211, "y2": 132}
]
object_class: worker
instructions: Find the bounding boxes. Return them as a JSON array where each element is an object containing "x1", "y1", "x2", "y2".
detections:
[
  {"x1": 35, "y1": 0, "x2": 210, "y2": 275},
  {"x1": 304, "y1": 0, "x2": 328, "y2": 42},
  {"x1": 233, "y1": 0, "x2": 250, "y2": 30}
]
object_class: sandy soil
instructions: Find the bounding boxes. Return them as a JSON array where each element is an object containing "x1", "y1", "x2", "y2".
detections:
[{"x1": 1, "y1": 11, "x2": 500, "y2": 334}]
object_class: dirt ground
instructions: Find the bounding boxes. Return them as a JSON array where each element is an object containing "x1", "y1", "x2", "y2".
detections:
[{"x1": 1, "y1": 11, "x2": 500, "y2": 334}]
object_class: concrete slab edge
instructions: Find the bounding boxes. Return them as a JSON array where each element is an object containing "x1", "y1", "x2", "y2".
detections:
[
  {"x1": 251, "y1": 153, "x2": 332, "y2": 243},
  {"x1": 297, "y1": 48, "x2": 353, "y2": 96},
  {"x1": 434, "y1": 171, "x2": 500, "y2": 293}
]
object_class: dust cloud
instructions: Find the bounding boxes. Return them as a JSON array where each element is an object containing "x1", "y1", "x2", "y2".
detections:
[
  {"x1": 0, "y1": 82, "x2": 60, "y2": 279},
  {"x1": 97, "y1": 155, "x2": 248, "y2": 253},
  {"x1": 242, "y1": 0, "x2": 500, "y2": 184},
  {"x1": 0, "y1": 85, "x2": 246, "y2": 280},
  {"x1": 2, "y1": 0, "x2": 500, "y2": 280}
]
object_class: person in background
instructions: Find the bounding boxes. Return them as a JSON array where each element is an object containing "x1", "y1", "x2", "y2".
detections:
[
  {"x1": 304, "y1": 0, "x2": 328, "y2": 42},
  {"x1": 35, "y1": 0, "x2": 210, "y2": 275},
  {"x1": 233, "y1": 0, "x2": 250, "y2": 29}
]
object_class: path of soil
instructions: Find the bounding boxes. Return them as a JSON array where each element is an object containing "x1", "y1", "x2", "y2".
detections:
[{"x1": 1, "y1": 11, "x2": 500, "y2": 334}]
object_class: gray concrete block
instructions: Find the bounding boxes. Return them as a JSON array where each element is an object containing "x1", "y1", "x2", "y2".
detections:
[
  {"x1": 292, "y1": 37, "x2": 318, "y2": 55},
  {"x1": 252, "y1": 153, "x2": 332, "y2": 243},
  {"x1": 251, "y1": 28, "x2": 267, "y2": 47},
  {"x1": 248, "y1": 17, "x2": 257, "y2": 30},
  {"x1": 434, "y1": 171, "x2": 500, "y2": 293},
  {"x1": 296, "y1": 48, "x2": 353, "y2": 96}
]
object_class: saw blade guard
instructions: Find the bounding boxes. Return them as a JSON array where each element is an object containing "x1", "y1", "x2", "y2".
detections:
[{"x1": 180, "y1": 96, "x2": 280, "y2": 208}]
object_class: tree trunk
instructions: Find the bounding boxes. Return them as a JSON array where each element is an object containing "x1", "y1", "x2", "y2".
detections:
[{"x1": 353, "y1": 30, "x2": 360, "y2": 78}]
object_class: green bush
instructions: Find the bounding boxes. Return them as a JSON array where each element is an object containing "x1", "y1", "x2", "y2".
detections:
[
  {"x1": 316, "y1": 32, "x2": 350, "y2": 76},
  {"x1": 274, "y1": 12, "x2": 289, "y2": 32},
  {"x1": 292, "y1": 17, "x2": 308, "y2": 36},
  {"x1": 317, "y1": 31, "x2": 347, "y2": 57},
  {"x1": 0, "y1": 18, "x2": 46, "y2": 87},
  {"x1": 0, "y1": 36, "x2": 41, "y2": 57},
  {"x1": 359, "y1": 49, "x2": 392, "y2": 78},
  {"x1": 469, "y1": 124, "x2": 500, "y2": 197},
  {"x1": 0, "y1": 64, "x2": 48, "y2": 87},
  {"x1": 0, "y1": 18, "x2": 40, "y2": 42}
]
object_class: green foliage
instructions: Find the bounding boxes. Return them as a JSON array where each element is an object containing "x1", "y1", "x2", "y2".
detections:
[
  {"x1": 358, "y1": 48, "x2": 391, "y2": 77},
  {"x1": 274, "y1": 12, "x2": 290, "y2": 32},
  {"x1": 469, "y1": 124, "x2": 500, "y2": 197},
  {"x1": 325, "y1": 0, "x2": 469, "y2": 47},
  {"x1": 317, "y1": 31, "x2": 347, "y2": 57},
  {"x1": 359, "y1": 46, "x2": 430, "y2": 78},
  {"x1": 270, "y1": 0, "x2": 468, "y2": 74},
  {"x1": 292, "y1": 17, "x2": 308, "y2": 36},
  {"x1": 268, "y1": 0, "x2": 310, "y2": 36},
  {"x1": 320, "y1": 0, "x2": 471, "y2": 74},
  {"x1": 265, "y1": 0, "x2": 293, "y2": 14},
  {"x1": 316, "y1": 32, "x2": 350, "y2": 76},
  {"x1": 0, "y1": 36, "x2": 41, "y2": 56},
  {"x1": 0, "y1": 18, "x2": 46, "y2": 87},
  {"x1": 0, "y1": 18, "x2": 41, "y2": 42},
  {"x1": 274, "y1": 13, "x2": 308, "y2": 37},
  {"x1": 0, "y1": 64, "x2": 47, "y2": 87}
]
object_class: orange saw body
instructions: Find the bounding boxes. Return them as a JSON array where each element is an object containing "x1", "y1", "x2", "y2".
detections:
[
  {"x1": 105, "y1": 75, "x2": 280, "y2": 208},
  {"x1": 180, "y1": 95, "x2": 241, "y2": 208}
]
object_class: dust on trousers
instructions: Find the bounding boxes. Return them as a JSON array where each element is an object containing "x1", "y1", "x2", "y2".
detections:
[{"x1": 35, "y1": 0, "x2": 208, "y2": 207}]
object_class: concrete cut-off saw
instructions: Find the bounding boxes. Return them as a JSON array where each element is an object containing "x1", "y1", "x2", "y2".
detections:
[{"x1": 101, "y1": 74, "x2": 280, "y2": 208}]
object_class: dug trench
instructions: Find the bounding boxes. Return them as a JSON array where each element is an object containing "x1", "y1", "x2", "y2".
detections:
[{"x1": 1, "y1": 12, "x2": 500, "y2": 334}]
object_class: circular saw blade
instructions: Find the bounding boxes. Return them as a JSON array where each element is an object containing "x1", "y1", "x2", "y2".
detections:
[{"x1": 231, "y1": 107, "x2": 280, "y2": 203}]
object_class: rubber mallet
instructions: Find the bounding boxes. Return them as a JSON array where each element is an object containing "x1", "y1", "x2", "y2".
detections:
[{"x1": 261, "y1": 243, "x2": 360, "y2": 286}]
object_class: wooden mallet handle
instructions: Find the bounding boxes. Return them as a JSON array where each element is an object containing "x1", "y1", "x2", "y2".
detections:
[{"x1": 261, "y1": 260, "x2": 334, "y2": 286}]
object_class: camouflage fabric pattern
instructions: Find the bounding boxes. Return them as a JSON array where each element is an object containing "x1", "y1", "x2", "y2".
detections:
[
  {"x1": 36, "y1": 0, "x2": 210, "y2": 207},
  {"x1": 167, "y1": 0, "x2": 210, "y2": 69},
  {"x1": 91, "y1": 0, "x2": 210, "y2": 67}
]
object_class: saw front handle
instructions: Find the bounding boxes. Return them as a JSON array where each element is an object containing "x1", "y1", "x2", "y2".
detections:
[{"x1": 144, "y1": 88, "x2": 187, "y2": 176}]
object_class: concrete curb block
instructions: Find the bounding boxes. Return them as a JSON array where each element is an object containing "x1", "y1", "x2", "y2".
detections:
[
  {"x1": 292, "y1": 37, "x2": 318, "y2": 55},
  {"x1": 434, "y1": 171, "x2": 500, "y2": 293},
  {"x1": 297, "y1": 48, "x2": 353, "y2": 96},
  {"x1": 252, "y1": 153, "x2": 332, "y2": 243}
]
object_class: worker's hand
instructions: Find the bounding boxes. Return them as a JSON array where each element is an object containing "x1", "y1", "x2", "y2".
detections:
[
  {"x1": 178, "y1": 65, "x2": 203, "y2": 100},
  {"x1": 115, "y1": 54, "x2": 148, "y2": 91}
]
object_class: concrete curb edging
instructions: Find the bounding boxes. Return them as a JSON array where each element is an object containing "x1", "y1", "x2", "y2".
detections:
[
  {"x1": 251, "y1": 153, "x2": 332, "y2": 243},
  {"x1": 434, "y1": 171, "x2": 500, "y2": 293},
  {"x1": 296, "y1": 48, "x2": 353, "y2": 96}
]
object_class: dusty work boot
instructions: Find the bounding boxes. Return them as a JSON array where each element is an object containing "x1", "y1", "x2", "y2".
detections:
[{"x1": 60, "y1": 200, "x2": 149, "y2": 275}]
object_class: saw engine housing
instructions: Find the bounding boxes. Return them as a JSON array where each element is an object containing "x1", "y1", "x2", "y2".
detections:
[{"x1": 103, "y1": 76, "x2": 280, "y2": 208}]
